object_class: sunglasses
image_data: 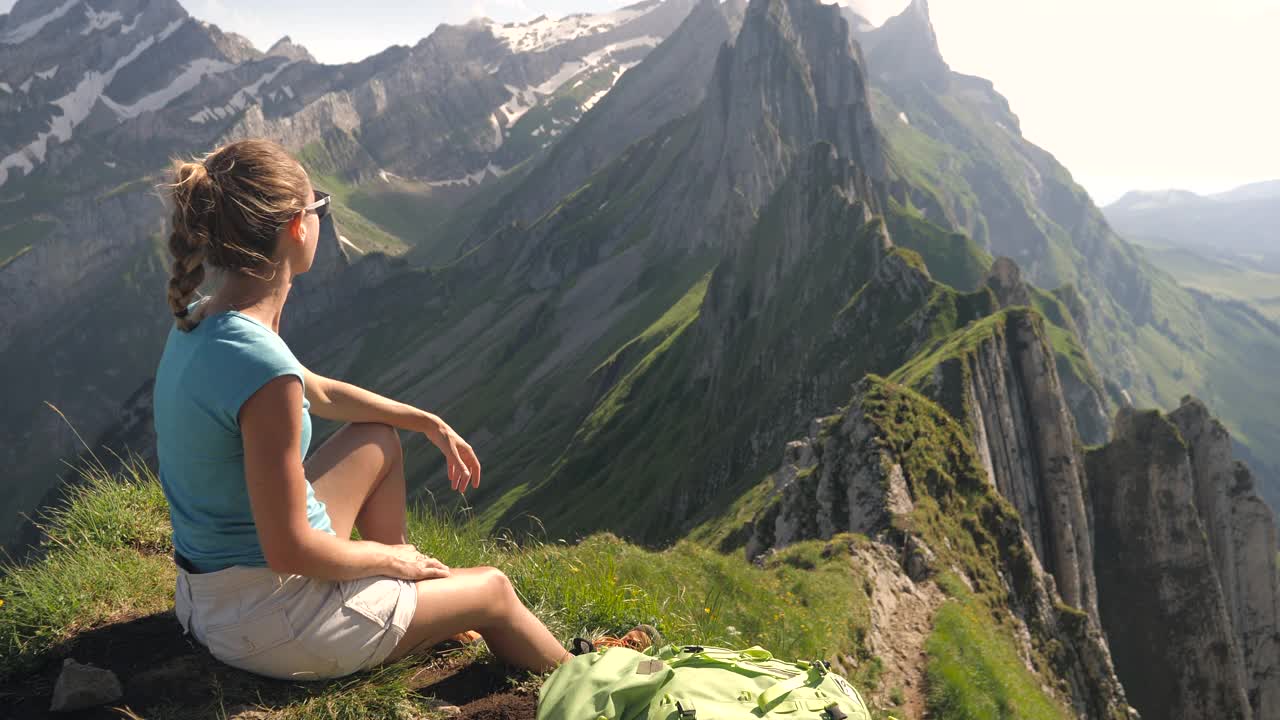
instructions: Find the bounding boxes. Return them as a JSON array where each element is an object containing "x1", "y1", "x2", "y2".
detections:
[{"x1": 303, "y1": 190, "x2": 332, "y2": 220}]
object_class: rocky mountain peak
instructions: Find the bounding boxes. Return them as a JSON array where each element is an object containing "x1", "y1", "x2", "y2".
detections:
[
  {"x1": 984, "y1": 256, "x2": 1033, "y2": 308},
  {"x1": 670, "y1": 0, "x2": 883, "y2": 249},
  {"x1": 709, "y1": 0, "x2": 883, "y2": 174},
  {"x1": 858, "y1": 0, "x2": 949, "y2": 91},
  {"x1": 265, "y1": 35, "x2": 314, "y2": 63}
]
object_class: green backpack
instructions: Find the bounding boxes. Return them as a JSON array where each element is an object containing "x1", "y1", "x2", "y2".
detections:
[{"x1": 537, "y1": 644, "x2": 873, "y2": 720}]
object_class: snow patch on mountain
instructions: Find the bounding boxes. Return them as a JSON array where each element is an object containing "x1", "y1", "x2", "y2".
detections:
[
  {"x1": 581, "y1": 88, "x2": 608, "y2": 112},
  {"x1": 486, "y1": 4, "x2": 653, "y2": 53},
  {"x1": 18, "y1": 77, "x2": 32, "y2": 93},
  {"x1": 102, "y1": 57, "x2": 235, "y2": 119},
  {"x1": 500, "y1": 84, "x2": 537, "y2": 125},
  {"x1": 0, "y1": 0, "x2": 78, "y2": 45},
  {"x1": 35, "y1": 65, "x2": 59, "y2": 80},
  {"x1": 81, "y1": 7, "x2": 123, "y2": 35},
  {"x1": 489, "y1": 113, "x2": 504, "y2": 147},
  {"x1": 426, "y1": 162, "x2": 510, "y2": 188},
  {"x1": 0, "y1": 31, "x2": 157, "y2": 186},
  {"x1": 0, "y1": 83, "x2": 11, "y2": 94},
  {"x1": 189, "y1": 59, "x2": 295, "y2": 124},
  {"x1": 158, "y1": 18, "x2": 186, "y2": 42},
  {"x1": 582, "y1": 62, "x2": 638, "y2": 112},
  {"x1": 534, "y1": 36, "x2": 657, "y2": 95}
]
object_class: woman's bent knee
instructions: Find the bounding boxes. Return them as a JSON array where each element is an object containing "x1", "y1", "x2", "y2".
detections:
[
  {"x1": 477, "y1": 567, "x2": 518, "y2": 620},
  {"x1": 346, "y1": 422, "x2": 402, "y2": 469},
  {"x1": 351, "y1": 422, "x2": 400, "y2": 450}
]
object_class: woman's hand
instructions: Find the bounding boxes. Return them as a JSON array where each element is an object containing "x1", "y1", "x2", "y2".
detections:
[
  {"x1": 383, "y1": 544, "x2": 451, "y2": 581},
  {"x1": 423, "y1": 417, "x2": 482, "y2": 494}
]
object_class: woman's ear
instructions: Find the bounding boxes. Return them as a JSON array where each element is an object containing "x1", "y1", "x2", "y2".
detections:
[{"x1": 290, "y1": 212, "x2": 307, "y2": 243}]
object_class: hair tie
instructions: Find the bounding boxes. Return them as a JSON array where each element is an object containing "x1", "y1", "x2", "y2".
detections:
[{"x1": 174, "y1": 307, "x2": 190, "y2": 318}]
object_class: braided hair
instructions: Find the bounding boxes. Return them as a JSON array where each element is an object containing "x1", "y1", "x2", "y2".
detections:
[{"x1": 165, "y1": 139, "x2": 311, "y2": 331}]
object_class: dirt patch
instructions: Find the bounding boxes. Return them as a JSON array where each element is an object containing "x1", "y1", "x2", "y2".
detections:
[
  {"x1": 846, "y1": 543, "x2": 945, "y2": 720},
  {"x1": 410, "y1": 659, "x2": 526, "y2": 704},
  {"x1": 411, "y1": 657, "x2": 538, "y2": 720},
  {"x1": 458, "y1": 693, "x2": 537, "y2": 720}
]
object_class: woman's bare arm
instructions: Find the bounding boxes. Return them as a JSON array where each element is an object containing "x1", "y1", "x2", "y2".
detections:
[
  {"x1": 304, "y1": 368, "x2": 444, "y2": 435},
  {"x1": 240, "y1": 375, "x2": 450, "y2": 581},
  {"x1": 303, "y1": 369, "x2": 481, "y2": 492}
]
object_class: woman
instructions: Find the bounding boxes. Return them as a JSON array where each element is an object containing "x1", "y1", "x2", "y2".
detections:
[{"x1": 153, "y1": 138, "x2": 572, "y2": 681}]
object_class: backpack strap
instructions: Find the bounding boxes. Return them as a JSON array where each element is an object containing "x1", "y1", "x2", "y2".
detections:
[{"x1": 756, "y1": 663, "x2": 826, "y2": 711}]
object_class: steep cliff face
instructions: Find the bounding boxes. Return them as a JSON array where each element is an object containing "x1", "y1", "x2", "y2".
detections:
[
  {"x1": 890, "y1": 305, "x2": 1099, "y2": 620},
  {"x1": 1168, "y1": 398, "x2": 1280, "y2": 718},
  {"x1": 983, "y1": 256, "x2": 1111, "y2": 445},
  {"x1": 745, "y1": 376, "x2": 1131, "y2": 719},
  {"x1": 1086, "y1": 408, "x2": 1255, "y2": 720}
]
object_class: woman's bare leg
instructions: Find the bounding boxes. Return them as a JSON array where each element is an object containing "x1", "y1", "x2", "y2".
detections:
[
  {"x1": 307, "y1": 422, "x2": 408, "y2": 543},
  {"x1": 385, "y1": 567, "x2": 571, "y2": 672},
  {"x1": 307, "y1": 424, "x2": 565, "y2": 670}
]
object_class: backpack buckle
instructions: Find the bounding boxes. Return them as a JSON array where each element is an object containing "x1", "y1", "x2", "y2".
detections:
[
  {"x1": 636, "y1": 659, "x2": 665, "y2": 675},
  {"x1": 825, "y1": 703, "x2": 847, "y2": 720},
  {"x1": 676, "y1": 701, "x2": 696, "y2": 719},
  {"x1": 681, "y1": 645, "x2": 703, "y2": 654}
]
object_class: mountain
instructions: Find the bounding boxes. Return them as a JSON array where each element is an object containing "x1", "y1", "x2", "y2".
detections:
[
  {"x1": 0, "y1": 0, "x2": 700, "y2": 549},
  {"x1": 1104, "y1": 180, "x2": 1280, "y2": 271}
]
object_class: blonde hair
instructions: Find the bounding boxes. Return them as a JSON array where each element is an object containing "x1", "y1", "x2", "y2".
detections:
[{"x1": 165, "y1": 139, "x2": 310, "y2": 331}]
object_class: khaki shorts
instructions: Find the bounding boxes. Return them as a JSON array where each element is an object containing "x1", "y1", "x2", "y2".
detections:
[{"x1": 174, "y1": 564, "x2": 417, "y2": 681}]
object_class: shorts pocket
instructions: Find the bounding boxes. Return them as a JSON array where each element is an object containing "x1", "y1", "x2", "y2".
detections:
[
  {"x1": 338, "y1": 576, "x2": 401, "y2": 627},
  {"x1": 204, "y1": 606, "x2": 296, "y2": 662}
]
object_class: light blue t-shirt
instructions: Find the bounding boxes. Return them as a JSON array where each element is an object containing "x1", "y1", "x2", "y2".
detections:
[{"x1": 153, "y1": 305, "x2": 334, "y2": 572}]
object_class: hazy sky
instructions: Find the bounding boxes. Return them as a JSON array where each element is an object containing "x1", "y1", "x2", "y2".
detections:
[{"x1": 2, "y1": 0, "x2": 1276, "y2": 204}]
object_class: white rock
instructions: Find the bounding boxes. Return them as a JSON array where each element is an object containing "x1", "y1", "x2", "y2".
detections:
[{"x1": 49, "y1": 659, "x2": 123, "y2": 712}]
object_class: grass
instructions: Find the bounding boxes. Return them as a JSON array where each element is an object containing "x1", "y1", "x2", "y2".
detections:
[
  {"x1": 886, "y1": 201, "x2": 992, "y2": 292},
  {"x1": 0, "y1": 459, "x2": 873, "y2": 717},
  {"x1": 1142, "y1": 245, "x2": 1280, "y2": 322},
  {"x1": 925, "y1": 578, "x2": 1069, "y2": 720}
]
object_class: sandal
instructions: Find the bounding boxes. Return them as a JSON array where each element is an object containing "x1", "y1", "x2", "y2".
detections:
[
  {"x1": 591, "y1": 624, "x2": 663, "y2": 652},
  {"x1": 434, "y1": 630, "x2": 484, "y2": 652}
]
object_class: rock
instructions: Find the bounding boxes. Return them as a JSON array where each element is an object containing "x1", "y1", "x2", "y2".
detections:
[
  {"x1": 49, "y1": 659, "x2": 124, "y2": 712},
  {"x1": 1168, "y1": 398, "x2": 1280, "y2": 719},
  {"x1": 424, "y1": 698, "x2": 463, "y2": 717},
  {"x1": 903, "y1": 536, "x2": 935, "y2": 581},
  {"x1": 983, "y1": 257, "x2": 1034, "y2": 309},
  {"x1": 1087, "y1": 408, "x2": 1254, "y2": 720}
]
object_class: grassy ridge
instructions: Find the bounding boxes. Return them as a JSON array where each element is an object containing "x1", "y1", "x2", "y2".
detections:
[{"x1": 855, "y1": 378, "x2": 1073, "y2": 720}]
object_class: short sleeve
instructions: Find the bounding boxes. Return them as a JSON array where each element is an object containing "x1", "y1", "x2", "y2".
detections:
[{"x1": 199, "y1": 321, "x2": 306, "y2": 428}]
